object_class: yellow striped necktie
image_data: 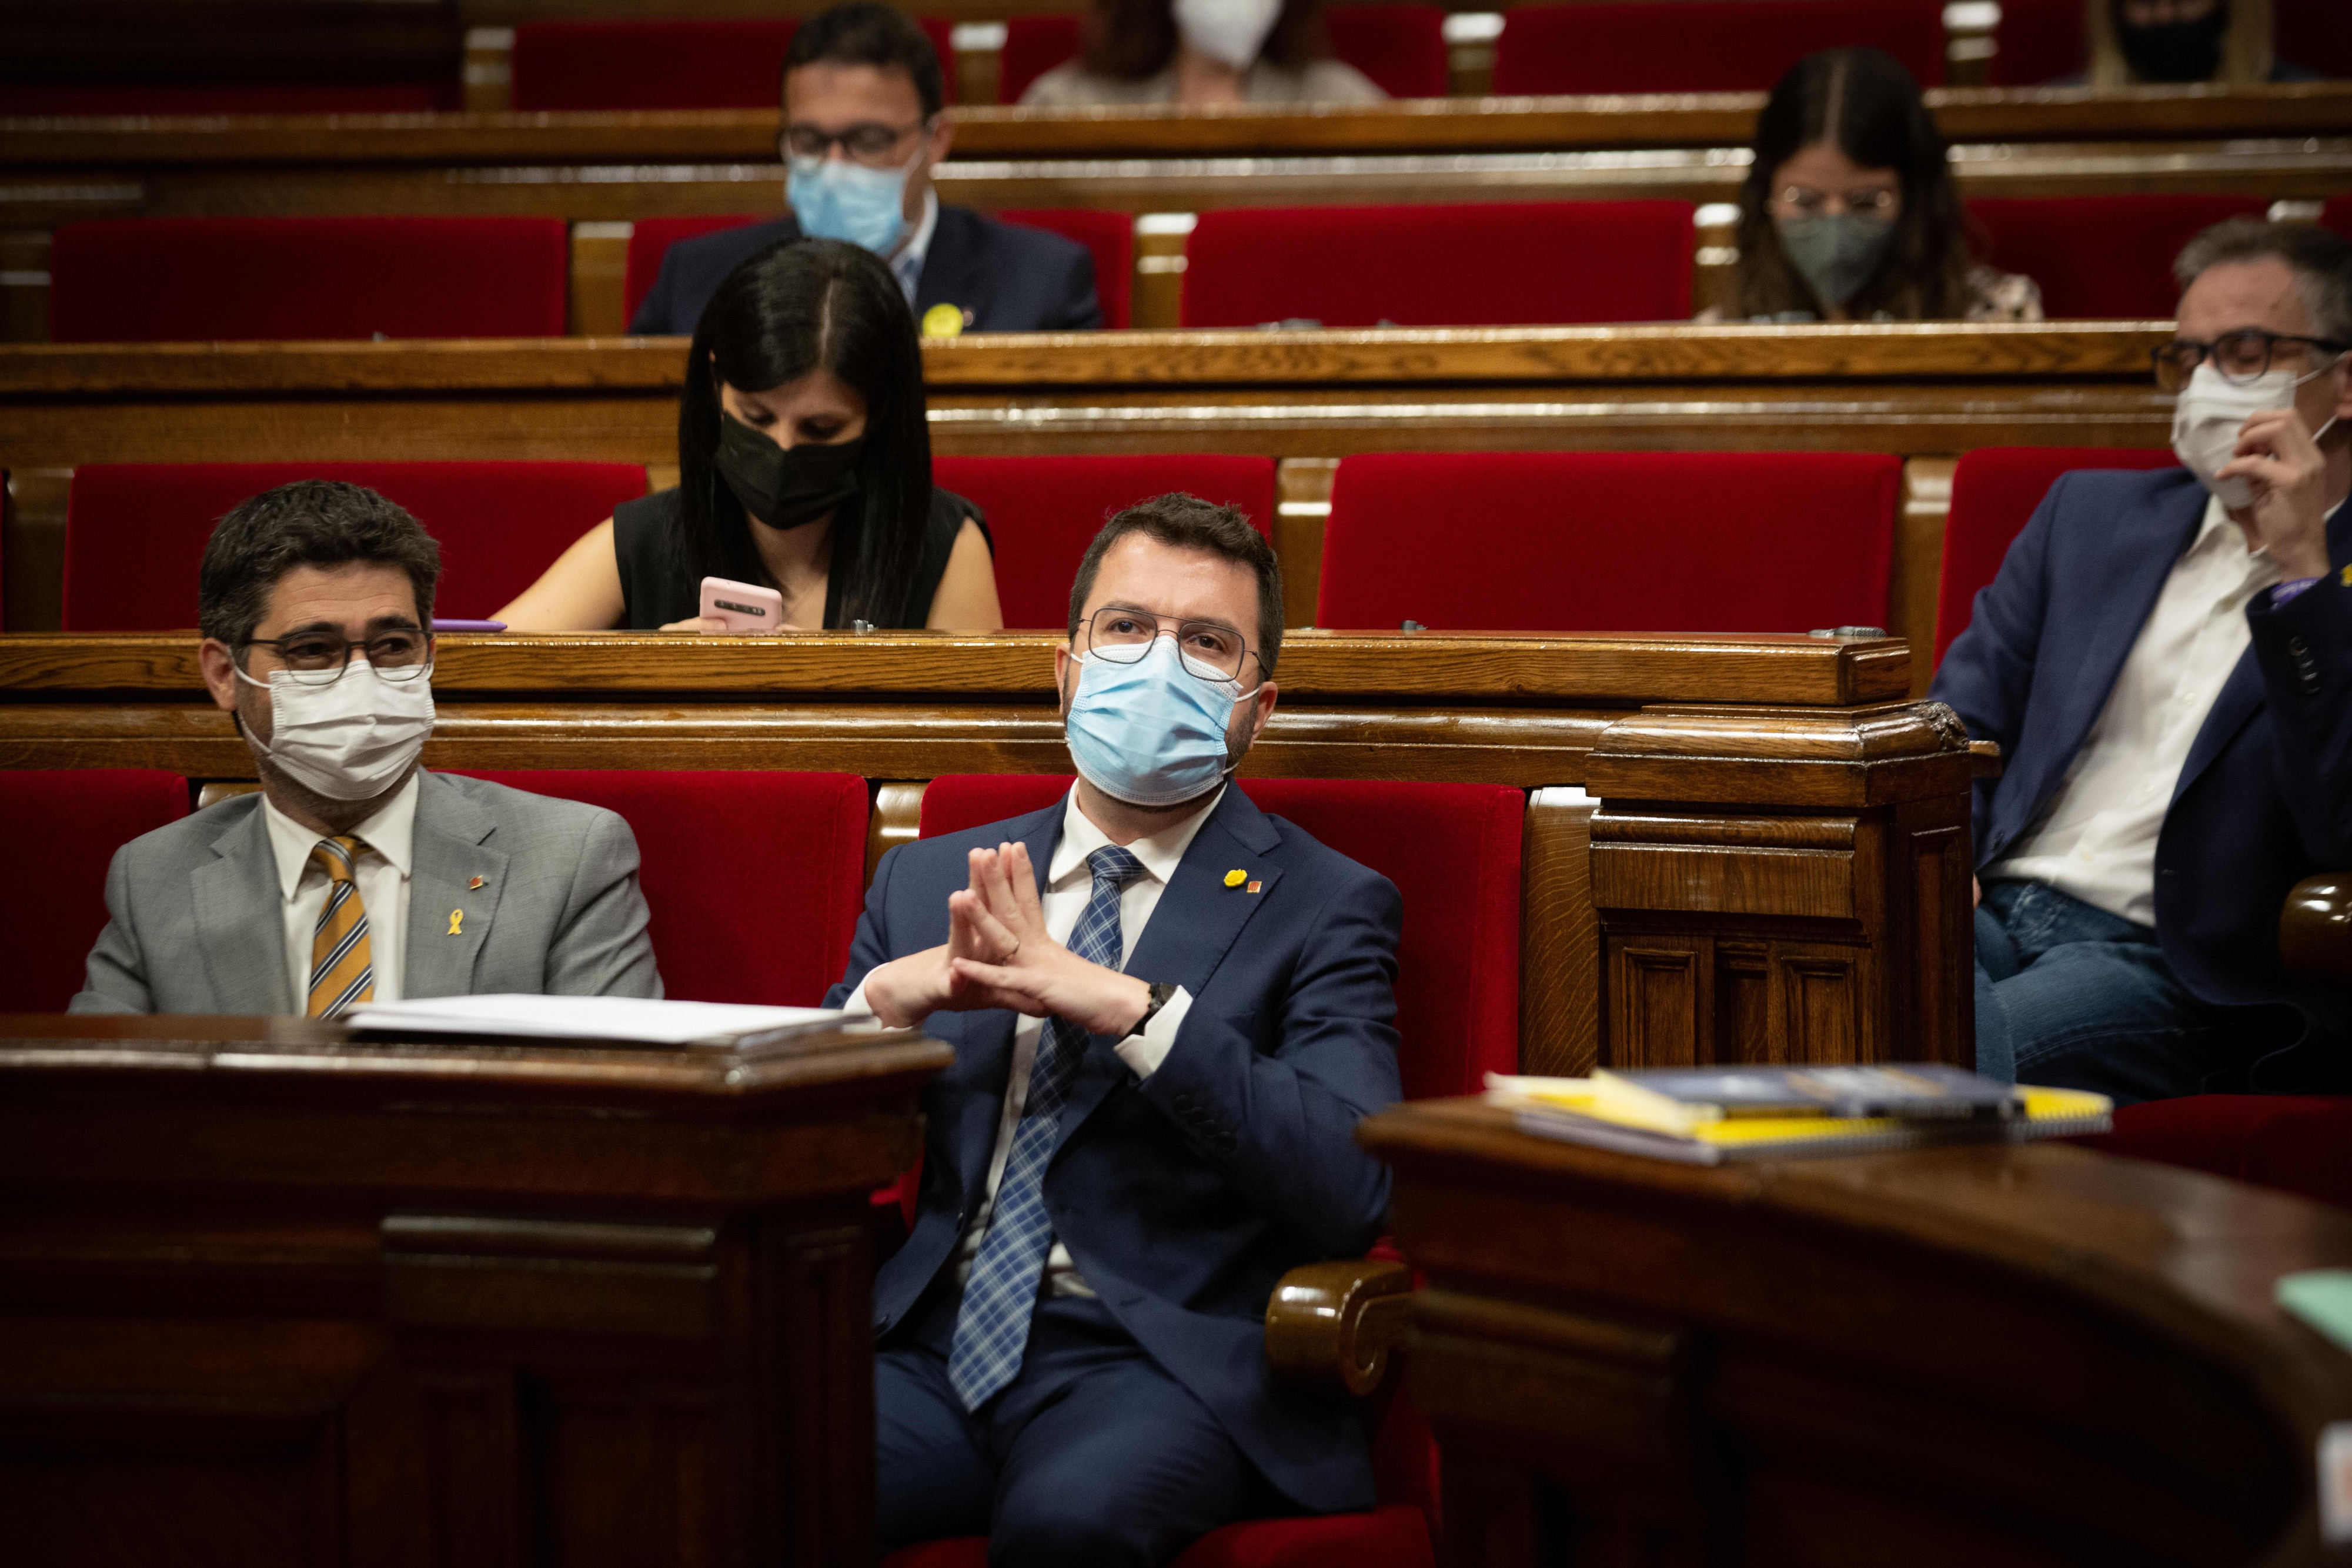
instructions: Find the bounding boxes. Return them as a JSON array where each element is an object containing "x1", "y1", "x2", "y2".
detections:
[{"x1": 306, "y1": 835, "x2": 376, "y2": 1018}]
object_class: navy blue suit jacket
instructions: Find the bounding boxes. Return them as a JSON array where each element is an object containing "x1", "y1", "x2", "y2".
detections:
[
  {"x1": 1930, "y1": 466, "x2": 2352, "y2": 1071},
  {"x1": 825, "y1": 787, "x2": 1403, "y2": 1513},
  {"x1": 627, "y1": 206, "x2": 1101, "y2": 335}
]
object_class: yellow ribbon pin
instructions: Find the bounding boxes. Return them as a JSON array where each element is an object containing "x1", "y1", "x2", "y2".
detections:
[
  {"x1": 1224, "y1": 869, "x2": 1247, "y2": 888},
  {"x1": 447, "y1": 908, "x2": 463, "y2": 937},
  {"x1": 921, "y1": 302, "x2": 965, "y2": 339}
]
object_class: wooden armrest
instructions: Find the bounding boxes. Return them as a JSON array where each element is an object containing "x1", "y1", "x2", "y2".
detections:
[
  {"x1": 1264, "y1": 1257, "x2": 1414, "y2": 1398},
  {"x1": 2280, "y1": 874, "x2": 2352, "y2": 987},
  {"x1": 1967, "y1": 739, "x2": 2003, "y2": 780}
]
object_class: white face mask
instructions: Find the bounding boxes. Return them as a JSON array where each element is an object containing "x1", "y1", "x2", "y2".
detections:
[
  {"x1": 2171, "y1": 360, "x2": 2340, "y2": 510},
  {"x1": 236, "y1": 660, "x2": 435, "y2": 802},
  {"x1": 1172, "y1": 0, "x2": 1284, "y2": 69}
]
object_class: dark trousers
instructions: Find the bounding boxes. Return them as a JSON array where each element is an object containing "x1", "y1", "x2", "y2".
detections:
[
  {"x1": 1973, "y1": 879, "x2": 2291, "y2": 1104},
  {"x1": 875, "y1": 1289, "x2": 1267, "y2": 1567}
]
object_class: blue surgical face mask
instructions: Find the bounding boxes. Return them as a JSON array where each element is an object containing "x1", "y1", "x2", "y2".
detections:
[
  {"x1": 1063, "y1": 635, "x2": 1261, "y2": 809},
  {"x1": 788, "y1": 154, "x2": 913, "y2": 256}
]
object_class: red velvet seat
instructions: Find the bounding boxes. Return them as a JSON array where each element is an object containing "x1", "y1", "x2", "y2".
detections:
[
  {"x1": 62, "y1": 462, "x2": 649, "y2": 630},
  {"x1": 1934, "y1": 446, "x2": 2178, "y2": 664},
  {"x1": 0, "y1": 770, "x2": 189, "y2": 1012},
  {"x1": 2281, "y1": 0, "x2": 2352, "y2": 79},
  {"x1": 49, "y1": 216, "x2": 569, "y2": 343},
  {"x1": 2324, "y1": 196, "x2": 2352, "y2": 245},
  {"x1": 2079, "y1": 1095, "x2": 2352, "y2": 1212},
  {"x1": 1983, "y1": 0, "x2": 2085, "y2": 86},
  {"x1": 510, "y1": 18, "x2": 957, "y2": 110},
  {"x1": 0, "y1": 82, "x2": 456, "y2": 113},
  {"x1": 928, "y1": 454, "x2": 1275, "y2": 627},
  {"x1": 1001, "y1": 7, "x2": 1448, "y2": 104},
  {"x1": 1317, "y1": 450, "x2": 1901, "y2": 633},
  {"x1": 899, "y1": 772, "x2": 1521, "y2": 1566},
  {"x1": 453, "y1": 771, "x2": 869, "y2": 1006},
  {"x1": 1492, "y1": 0, "x2": 1946, "y2": 94},
  {"x1": 1968, "y1": 196, "x2": 2272, "y2": 320},
  {"x1": 1181, "y1": 201, "x2": 1695, "y2": 327},
  {"x1": 623, "y1": 209, "x2": 1132, "y2": 329}
]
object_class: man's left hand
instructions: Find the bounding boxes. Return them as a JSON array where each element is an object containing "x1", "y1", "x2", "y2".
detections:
[
  {"x1": 2219, "y1": 407, "x2": 2336, "y2": 581},
  {"x1": 948, "y1": 841, "x2": 1155, "y2": 1037}
]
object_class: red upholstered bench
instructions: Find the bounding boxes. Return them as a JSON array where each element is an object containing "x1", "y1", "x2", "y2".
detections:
[
  {"x1": 1181, "y1": 201, "x2": 1695, "y2": 327},
  {"x1": 0, "y1": 82, "x2": 456, "y2": 113},
  {"x1": 512, "y1": 17, "x2": 958, "y2": 109},
  {"x1": 2325, "y1": 196, "x2": 2352, "y2": 246},
  {"x1": 1001, "y1": 6, "x2": 1448, "y2": 103},
  {"x1": 1967, "y1": 196, "x2": 2272, "y2": 320},
  {"x1": 1933, "y1": 446, "x2": 2177, "y2": 664},
  {"x1": 929, "y1": 454, "x2": 1275, "y2": 627},
  {"x1": 1493, "y1": 0, "x2": 1946, "y2": 93},
  {"x1": 2079, "y1": 1096, "x2": 2352, "y2": 1212},
  {"x1": 62, "y1": 462, "x2": 650, "y2": 631},
  {"x1": 49, "y1": 217, "x2": 570, "y2": 343},
  {"x1": 1318, "y1": 450, "x2": 1901, "y2": 633},
  {"x1": 452, "y1": 771, "x2": 868, "y2": 1006},
  {"x1": 0, "y1": 770, "x2": 190, "y2": 1012},
  {"x1": 890, "y1": 773, "x2": 1522, "y2": 1568}
]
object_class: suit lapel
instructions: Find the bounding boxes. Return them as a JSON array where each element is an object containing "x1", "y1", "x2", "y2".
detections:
[
  {"x1": 912, "y1": 206, "x2": 985, "y2": 326},
  {"x1": 403, "y1": 773, "x2": 507, "y2": 999},
  {"x1": 2044, "y1": 482, "x2": 2212, "y2": 768},
  {"x1": 192, "y1": 803, "x2": 294, "y2": 1014}
]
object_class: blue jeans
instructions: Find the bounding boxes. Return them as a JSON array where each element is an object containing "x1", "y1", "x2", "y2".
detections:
[{"x1": 1973, "y1": 880, "x2": 2286, "y2": 1104}]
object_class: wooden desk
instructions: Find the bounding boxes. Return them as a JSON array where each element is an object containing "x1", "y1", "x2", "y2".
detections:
[
  {"x1": 1362, "y1": 1098, "x2": 2352, "y2": 1567},
  {"x1": 0, "y1": 630, "x2": 1976, "y2": 1076},
  {"x1": 0, "y1": 1011, "x2": 951, "y2": 1567}
]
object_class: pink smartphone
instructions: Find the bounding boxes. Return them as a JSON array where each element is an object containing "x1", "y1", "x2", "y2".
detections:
[{"x1": 699, "y1": 575, "x2": 786, "y2": 633}]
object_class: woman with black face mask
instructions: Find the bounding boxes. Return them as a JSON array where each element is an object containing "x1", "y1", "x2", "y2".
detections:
[
  {"x1": 2066, "y1": 0, "x2": 2317, "y2": 88},
  {"x1": 497, "y1": 237, "x2": 1001, "y2": 633},
  {"x1": 1703, "y1": 49, "x2": 2042, "y2": 325}
]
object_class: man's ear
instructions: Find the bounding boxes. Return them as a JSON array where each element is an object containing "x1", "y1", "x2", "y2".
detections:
[
  {"x1": 1248, "y1": 680, "x2": 1279, "y2": 742},
  {"x1": 927, "y1": 112, "x2": 955, "y2": 165},
  {"x1": 198, "y1": 638, "x2": 241, "y2": 713},
  {"x1": 1053, "y1": 640, "x2": 1073, "y2": 705}
]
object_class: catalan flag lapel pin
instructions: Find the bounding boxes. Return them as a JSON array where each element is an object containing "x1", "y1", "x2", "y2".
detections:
[
  {"x1": 1247, "y1": 880, "x2": 1262, "y2": 894},
  {"x1": 468, "y1": 875, "x2": 486, "y2": 890}
]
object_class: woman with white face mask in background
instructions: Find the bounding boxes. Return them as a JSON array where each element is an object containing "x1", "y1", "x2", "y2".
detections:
[{"x1": 1020, "y1": 0, "x2": 1386, "y2": 107}]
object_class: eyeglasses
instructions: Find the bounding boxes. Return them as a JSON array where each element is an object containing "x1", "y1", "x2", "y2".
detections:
[
  {"x1": 1083, "y1": 607, "x2": 1262, "y2": 687},
  {"x1": 1774, "y1": 185, "x2": 1899, "y2": 218},
  {"x1": 242, "y1": 630, "x2": 433, "y2": 687},
  {"x1": 2153, "y1": 329, "x2": 2349, "y2": 393},
  {"x1": 779, "y1": 120, "x2": 927, "y2": 168}
]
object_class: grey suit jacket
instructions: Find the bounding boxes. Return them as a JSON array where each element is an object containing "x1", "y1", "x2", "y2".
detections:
[{"x1": 70, "y1": 771, "x2": 663, "y2": 1014}]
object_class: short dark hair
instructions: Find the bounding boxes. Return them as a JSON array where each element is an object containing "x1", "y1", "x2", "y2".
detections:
[
  {"x1": 783, "y1": 2, "x2": 946, "y2": 120},
  {"x1": 198, "y1": 480, "x2": 440, "y2": 652},
  {"x1": 2175, "y1": 218, "x2": 2352, "y2": 345},
  {"x1": 1067, "y1": 493, "x2": 1284, "y2": 675}
]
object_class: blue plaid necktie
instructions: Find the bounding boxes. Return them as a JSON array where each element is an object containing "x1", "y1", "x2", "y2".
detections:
[{"x1": 947, "y1": 843, "x2": 1146, "y2": 1410}]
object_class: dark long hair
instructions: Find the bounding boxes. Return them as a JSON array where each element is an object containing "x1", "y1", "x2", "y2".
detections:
[
  {"x1": 1728, "y1": 48, "x2": 1973, "y2": 322},
  {"x1": 1079, "y1": 0, "x2": 1334, "y2": 80},
  {"x1": 677, "y1": 238, "x2": 933, "y2": 627}
]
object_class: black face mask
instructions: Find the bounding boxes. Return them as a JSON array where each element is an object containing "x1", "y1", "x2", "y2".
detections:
[
  {"x1": 2114, "y1": 1, "x2": 2229, "y2": 82},
  {"x1": 712, "y1": 409, "x2": 863, "y2": 530}
]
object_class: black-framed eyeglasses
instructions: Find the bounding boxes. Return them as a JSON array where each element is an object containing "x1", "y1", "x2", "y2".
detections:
[
  {"x1": 2153, "y1": 329, "x2": 2348, "y2": 393},
  {"x1": 1083, "y1": 607, "x2": 1263, "y2": 688},
  {"x1": 241, "y1": 630, "x2": 433, "y2": 687},
  {"x1": 779, "y1": 119, "x2": 927, "y2": 168}
]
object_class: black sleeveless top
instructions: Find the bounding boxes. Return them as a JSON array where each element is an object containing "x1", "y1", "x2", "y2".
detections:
[{"x1": 610, "y1": 486, "x2": 988, "y2": 630}]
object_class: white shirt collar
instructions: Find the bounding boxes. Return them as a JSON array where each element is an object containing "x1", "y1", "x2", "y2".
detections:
[
  {"x1": 888, "y1": 186, "x2": 940, "y2": 304},
  {"x1": 2190, "y1": 492, "x2": 2349, "y2": 565},
  {"x1": 1049, "y1": 783, "x2": 1225, "y2": 891},
  {"x1": 260, "y1": 770, "x2": 422, "y2": 901}
]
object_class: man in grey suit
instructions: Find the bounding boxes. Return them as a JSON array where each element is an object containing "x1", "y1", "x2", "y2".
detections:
[{"x1": 72, "y1": 480, "x2": 661, "y2": 1015}]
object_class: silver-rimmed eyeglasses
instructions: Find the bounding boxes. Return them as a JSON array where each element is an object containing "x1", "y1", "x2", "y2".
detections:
[
  {"x1": 242, "y1": 630, "x2": 433, "y2": 687},
  {"x1": 1083, "y1": 607, "x2": 1262, "y2": 687}
]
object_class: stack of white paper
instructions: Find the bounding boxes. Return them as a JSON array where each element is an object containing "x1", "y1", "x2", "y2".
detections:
[{"x1": 345, "y1": 994, "x2": 843, "y2": 1047}]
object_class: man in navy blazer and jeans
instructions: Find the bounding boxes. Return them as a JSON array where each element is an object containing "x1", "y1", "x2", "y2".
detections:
[
  {"x1": 1933, "y1": 219, "x2": 2352, "y2": 1102},
  {"x1": 826, "y1": 494, "x2": 1402, "y2": 1564}
]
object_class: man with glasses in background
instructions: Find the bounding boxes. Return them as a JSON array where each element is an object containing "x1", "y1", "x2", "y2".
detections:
[
  {"x1": 72, "y1": 480, "x2": 660, "y2": 1015},
  {"x1": 1933, "y1": 219, "x2": 2352, "y2": 1101},
  {"x1": 829, "y1": 494, "x2": 1402, "y2": 1564},
  {"x1": 628, "y1": 1, "x2": 1101, "y2": 337}
]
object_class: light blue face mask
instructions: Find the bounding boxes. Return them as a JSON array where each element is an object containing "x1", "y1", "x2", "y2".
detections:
[
  {"x1": 1063, "y1": 636, "x2": 1260, "y2": 809},
  {"x1": 788, "y1": 155, "x2": 912, "y2": 256}
]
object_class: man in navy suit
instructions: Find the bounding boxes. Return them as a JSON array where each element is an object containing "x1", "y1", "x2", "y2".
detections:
[
  {"x1": 628, "y1": 3, "x2": 1100, "y2": 337},
  {"x1": 826, "y1": 494, "x2": 1402, "y2": 1564},
  {"x1": 1933, "y1": 219, "x2": 2352, "y2": 1102}
]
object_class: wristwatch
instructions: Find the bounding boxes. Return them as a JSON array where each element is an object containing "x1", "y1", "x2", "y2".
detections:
[{"x1": 1125, "y1": 981, "x2": 1178, "y2": 1039}]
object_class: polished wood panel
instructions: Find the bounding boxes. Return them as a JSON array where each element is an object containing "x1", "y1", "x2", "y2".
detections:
[
  {"x1": 0, "y1": 1012, "x2": 951, "y2": 1567},
  {"x1": 1363, "y1": 1098, "x2": 2352, "y2": 1568}
]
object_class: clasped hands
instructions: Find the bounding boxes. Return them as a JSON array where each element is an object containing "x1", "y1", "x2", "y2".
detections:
[
  {"x1": 864, "y1": 842, "x2": 1153, "y2": 1038},
  {"x1": 2220, "y1": 406, "x2": 2337, "y2": 581}
]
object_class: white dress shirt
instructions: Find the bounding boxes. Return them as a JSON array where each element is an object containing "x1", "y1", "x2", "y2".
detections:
[
  {"x1": 259, "y1": 772, "x2": 420, "y2": 1009},
  {"x1": 887, "y1": 187, "x2": 940, "y2": 305},
  {"x1": 846, "y1": 784, "x2": 1218, "y2": 1296},
  {"x1": 1987, "y1": 495, "x2": 2321, "y2": 925}
]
